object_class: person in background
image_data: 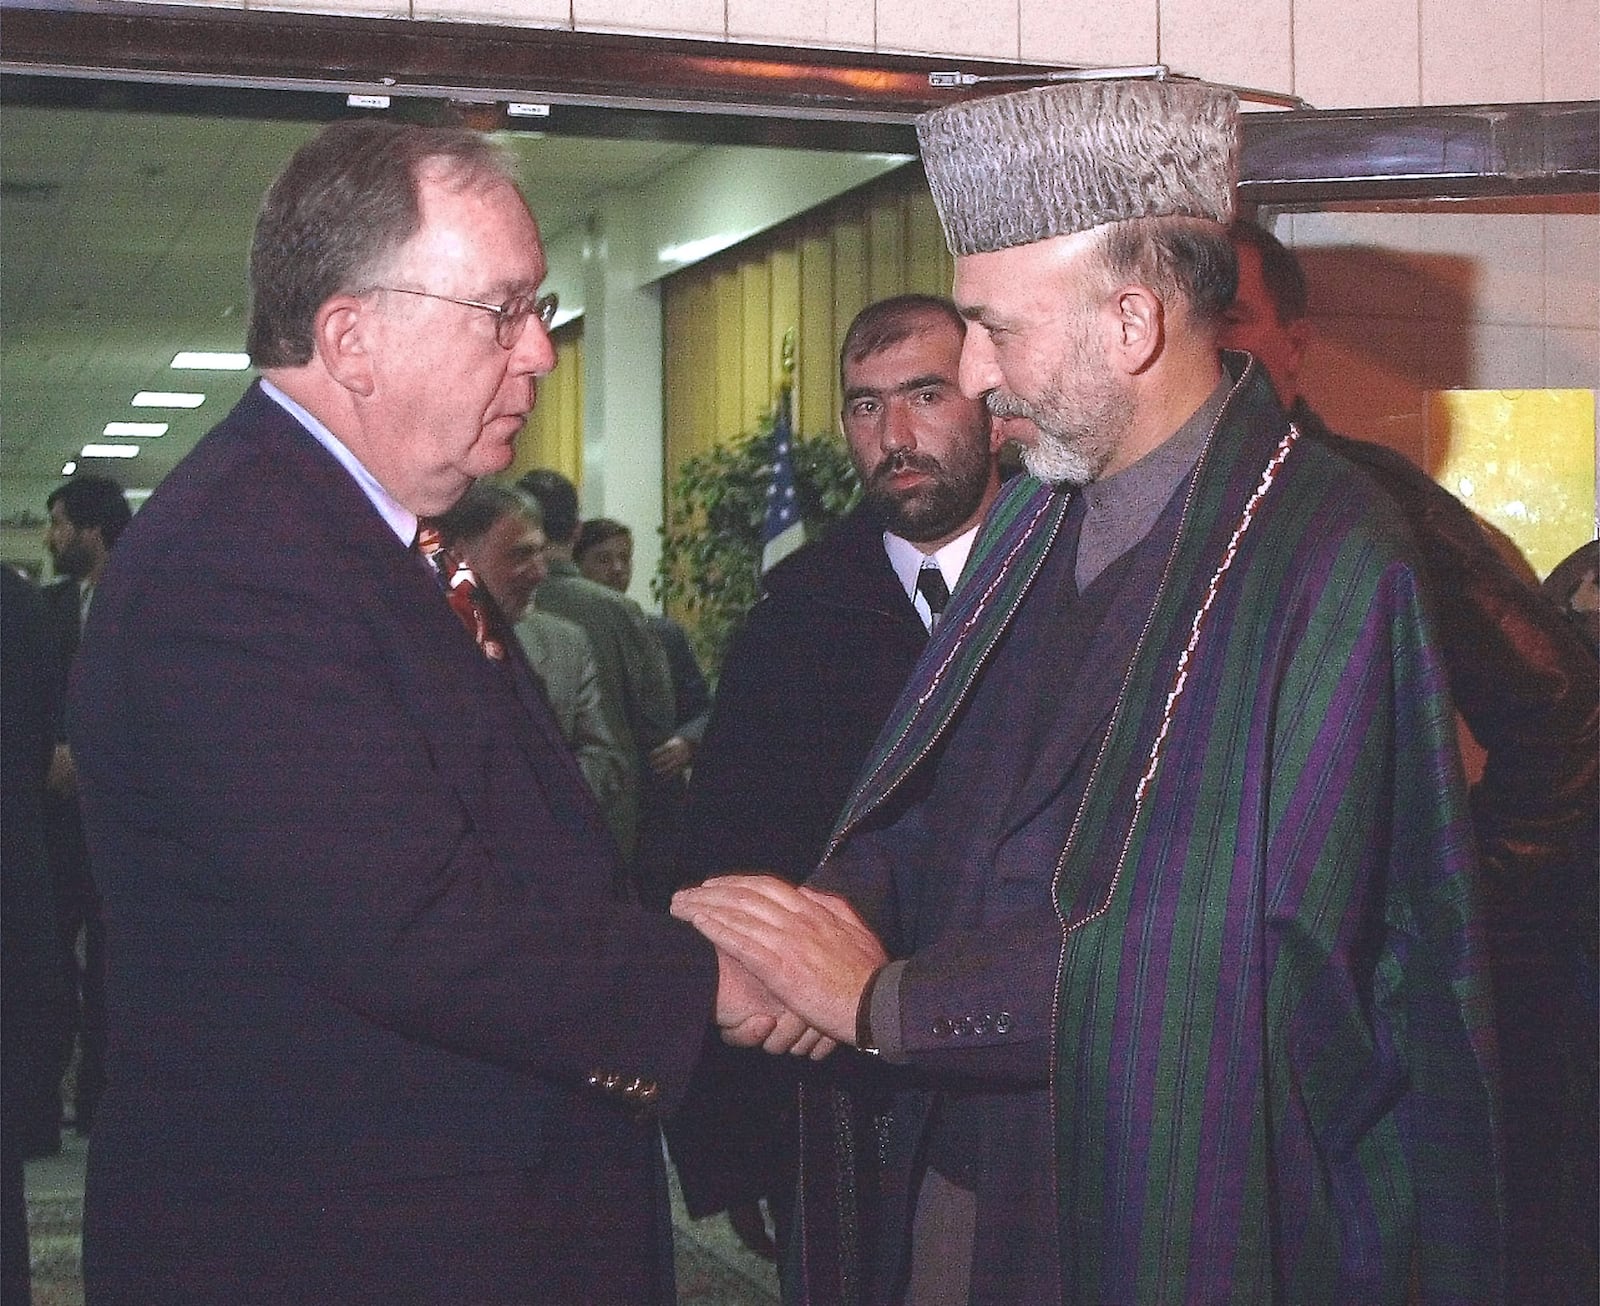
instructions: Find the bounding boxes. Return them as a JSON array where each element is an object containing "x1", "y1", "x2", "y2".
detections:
[
  {"x1": 1222, "y1": 216, "x2": 1600, "y2": 1303},
  {"x1": 1543, "y1": 539, "x2": 1598, "y2": 648},
  {"x1": 40, "y1": 474, "x2": 130, "y2": 1144},
  {"x1": 2, "y1": 565, "x2": 73, "y2": 1306},
  {"x1": 574, "y1": 516, "x2": 711, "y2": 911},
  {"x1": 518, "y1": 470, "x2": 677, "y2": 888},
  {"x1": 432, "y1": 481, "x2": 629, "y2": 827},
  {"x1": 667, "y1": 293, "x2": 1005, "y2": 1262}
]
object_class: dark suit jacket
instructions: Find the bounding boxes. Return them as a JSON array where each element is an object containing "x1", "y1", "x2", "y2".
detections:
[
  {"x1": 71, "y1": 383, "x2": 718, "y2": 1303},
  {"x1": 1, "y1": 568, "x2": 71, "y2": 1097},
  {"x1": 666, "y1": 506, "x2": 928, "y2": 1219},
  {"x1": 39, "y1": 576, "x2": 91, "y2": 906},
  {"x1": 39, "y1": 577, "x2": 81, "y2": 732},
  {"x1": 678, "y1": 504, "x2": 928, "y2": 887}
]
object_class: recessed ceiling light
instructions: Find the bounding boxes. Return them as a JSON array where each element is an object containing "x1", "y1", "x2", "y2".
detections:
[
  {"x1": 61, "y1": 460, "x2": 78, "y2": 476},
  {"x1": 132, "y1": 391, "x2": 205, "y2": 408},
  {"x1": 81, "y1": 444, "x2": 140, "y2": 459},
  {"x1": 171, "y1": 351, "x2": 250, "y2": 371},
  {"x1": 104, "y1": 421, "x2": 168, "y2": 438}
]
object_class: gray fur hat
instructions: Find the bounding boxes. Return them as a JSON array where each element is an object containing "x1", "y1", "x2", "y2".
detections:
[{"x1": 916, "y1": 79, "x2": 1239, "y2": 256}]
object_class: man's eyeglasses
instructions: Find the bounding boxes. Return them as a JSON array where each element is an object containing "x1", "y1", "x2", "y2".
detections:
[{"x1": 373, "y1": 286, "x2": 559, "y2": 349}]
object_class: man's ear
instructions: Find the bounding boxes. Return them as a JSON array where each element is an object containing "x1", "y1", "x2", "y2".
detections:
[
  {"x1": 1108, "y1": 284, "x2": 1163, "y2": 375},
  {"x1": 1282, "y1": 315, "x2": 1312, "y2": 396},
  {"x1": 314, "y1": 295, "x2": 375, "y2": 397}
]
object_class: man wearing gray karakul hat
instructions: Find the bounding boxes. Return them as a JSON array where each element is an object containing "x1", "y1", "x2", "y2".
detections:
[{"x1": 673, "y1": 78, "x2": 1503, "y2": 1304}]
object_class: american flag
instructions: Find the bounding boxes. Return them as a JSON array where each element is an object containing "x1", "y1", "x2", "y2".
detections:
[{"x1": 760, "y1": 388, "x2": 805, "y2": 574}]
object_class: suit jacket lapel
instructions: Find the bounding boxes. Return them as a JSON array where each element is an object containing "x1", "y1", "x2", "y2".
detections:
[
  {"x1": 237, "y1": 386, "x2": 601, "y2": 834},
  {"x1": 824, "y1": 478, "x2": 1072, "y2": 859}
]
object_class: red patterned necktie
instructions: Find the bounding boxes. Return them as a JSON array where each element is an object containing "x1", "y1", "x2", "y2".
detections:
[{"x1": 415, "y1": 520, "x2": 505, "y2": 661}]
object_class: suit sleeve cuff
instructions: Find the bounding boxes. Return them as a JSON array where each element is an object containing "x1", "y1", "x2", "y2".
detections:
[{"x1": 862, "y1": 958, "x2": 910, "y2": 1062}]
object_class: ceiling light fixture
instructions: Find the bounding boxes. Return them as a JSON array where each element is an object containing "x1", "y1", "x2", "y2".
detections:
[
  {"x1": 61, "y1": 460, "x2": 77, "y2": 476},
  {"x1": 171, "y1": 351, "x2": 250, "y2": 371},
  {"x1": 104, "y1": 421, "x2": 168, "y2": 438},
  {"x1": 81, "y1": 444, "x2": 140, "y2": 459},
  {"x1": 132, "y1": 391, "x2": 206, "y2": 408}
]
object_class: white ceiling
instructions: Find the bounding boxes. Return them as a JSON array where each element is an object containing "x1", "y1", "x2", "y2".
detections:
[{"x1": 0, "y1": 103, "x2": 705, "y2": 519}]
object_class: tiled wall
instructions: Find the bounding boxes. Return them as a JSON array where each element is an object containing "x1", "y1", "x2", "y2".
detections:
[
  {"x1": 1282, "y1": 203, "x2": 1599, "y2": 467},
  {"x1": 224, "y1": 0, "x2": 1600, "y2": 104}
]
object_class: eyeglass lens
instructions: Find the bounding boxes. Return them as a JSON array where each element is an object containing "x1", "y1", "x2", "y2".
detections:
[{"x1": 496, "y1": 292, "x2": 559, "y2": 347}]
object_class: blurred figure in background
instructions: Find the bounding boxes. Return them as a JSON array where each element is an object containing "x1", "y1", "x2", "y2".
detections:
[
  {"x1": 2, "y1": 565, "x2": 73, "y2": 1305},
  {"x1": 575, "y1": 517, "x2": 711, "y2": 911},
  {"x1": 518, "y1": 470, "x2": 676, "y2": 884},
  {"x1": 434, "y1": 482, "x2": 629, "y2": 826},
  {"x1": 41, "y1": 474, "x2": 130, "y2": 1143},
  {"x1": 1223, "y1": 216, "x2": 1600, "y2": 1303}
]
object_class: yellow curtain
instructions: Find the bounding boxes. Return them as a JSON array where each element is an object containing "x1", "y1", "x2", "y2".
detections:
[
  {"x1": 509, "y1": 321, "x2": 584, "y2": 488},
  {"x1": 662, "y1": 165, "x2": 953, "y2": 478}
]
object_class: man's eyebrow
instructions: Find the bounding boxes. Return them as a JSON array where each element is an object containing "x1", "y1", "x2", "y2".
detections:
[
  {"x1": 894, "y1": 373, "x2": 951, "y2": 393},
  {"x1": 483, "y1": 276, "x2": 542, "y2": 299},
  {"x1": 843, "y1": 373, "x2": 953, "y2": 403}
]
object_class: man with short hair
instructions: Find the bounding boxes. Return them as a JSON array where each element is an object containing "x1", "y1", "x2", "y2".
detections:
[
  {"x1": 669, "y1": 293, "x2": 1005, "y2": 1253},
  {"x1": 677, "y1": 81, "x2": 1502, "y2": 1302},
  {"x1": 71, "y1": 120, "x2": 759, "y2": 1303},
  {"x1": 432, "y1": 480, "x2": 629, "y2": 826},
  {"x1": 518, "y1": 468, "x2": 676, "y2": 876},
  {"x1": 682, "y1": 293, "x2": 1004, "y2": 884},
  {"x1": 39, "y1": 473, "x2": 131, "y2": 1144},
  {"x1": 1223, "y1": 217, "x2": 1598, "y2": 1301}
]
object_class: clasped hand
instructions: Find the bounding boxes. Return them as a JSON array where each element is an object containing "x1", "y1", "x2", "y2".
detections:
[{"x1": 672, "y1": 875, "x2": 887, "y2": 1061}]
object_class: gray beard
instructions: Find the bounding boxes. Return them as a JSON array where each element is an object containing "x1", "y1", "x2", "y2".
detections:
[
  {"x1": 1018, "y1": 432, "x2": 1104, "y2": 485},
  {"x1": 989, "y1": 391, "x2": 1120, "y2": 487}
]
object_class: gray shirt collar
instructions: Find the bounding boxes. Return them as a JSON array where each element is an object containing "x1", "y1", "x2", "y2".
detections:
[{"x1": 1075, "y1": 377, "x2": 1229, "y2": 591}]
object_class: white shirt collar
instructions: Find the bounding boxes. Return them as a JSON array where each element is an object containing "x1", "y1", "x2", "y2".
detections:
[
  {"x1": 259, "y1": 378, "x2": 418, "y2": 547},
  {"x1": 882, "y1": 524, "x2": 980, "y2": 632}
]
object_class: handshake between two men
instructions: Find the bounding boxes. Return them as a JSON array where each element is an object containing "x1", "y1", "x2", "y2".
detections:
[{"x1": 672, "y1": 877, "x2": 888, "y2": 1061}]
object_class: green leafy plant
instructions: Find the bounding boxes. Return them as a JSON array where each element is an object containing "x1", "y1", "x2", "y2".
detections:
[{"x1": 656, "y1": 410, "x2": 859, "y2": 678}]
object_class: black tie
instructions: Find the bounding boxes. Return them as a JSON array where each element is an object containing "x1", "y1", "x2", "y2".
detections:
[{"x1": 916, "y1": 564, "x2": 951, "y2": 632}]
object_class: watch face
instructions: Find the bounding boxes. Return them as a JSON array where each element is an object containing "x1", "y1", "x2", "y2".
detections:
[{"x1": 1542, "y1": 540, "x2": 1599, "y2": 652}]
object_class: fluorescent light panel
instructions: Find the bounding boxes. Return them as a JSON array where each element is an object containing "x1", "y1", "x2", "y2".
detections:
[
  {"x1": 81, "y1": 444, "x2": 140, "y2": 459},
  {"x1": 132, "y1": 391, "x2": 205, "y2": 408},
  {"x1": 171, "y1": 351, "x2": 250, "y2": 371},
  {"x1": 61, "y1": 461, "x2": 78, "y2": 476},
  {"x1": 103, "y1": 421, "x2": 168, "y2": 437}
]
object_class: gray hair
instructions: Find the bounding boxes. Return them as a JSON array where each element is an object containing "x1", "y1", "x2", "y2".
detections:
[{"x1": 247, "y1": 120, "x2": 519, "y2": 368}]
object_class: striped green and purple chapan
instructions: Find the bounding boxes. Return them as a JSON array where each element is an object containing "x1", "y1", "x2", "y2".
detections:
[{"x1": 827, "y1": 360, "x2": 1503, "y2": 1303}]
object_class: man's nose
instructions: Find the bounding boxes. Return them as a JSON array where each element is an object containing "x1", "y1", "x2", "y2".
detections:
[
  {"x1": 958, "y1": 330, "x2": 1001, "y2": 401},
  {"x1": 515, "y1": 317, "x2": 558, "y2": 377},
  {"x1": 880, "y1": 400, "x2": 916, "y2": 455}
]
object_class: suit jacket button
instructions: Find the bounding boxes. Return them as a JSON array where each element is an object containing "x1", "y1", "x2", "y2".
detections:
[
  {"x1": 602, "y1": 1073, "x2": 622, "y2": 1092},
  {"x1": 639, "y1": 1081, "x2": 660, "y2": 1104},
  {"x1": 954, "y1": 1016, "x2": 973, "y2": 1036},
  {"x1": 973, "y1": 1014, "x2": 992, "y2": 1034},
  {"x1": 995, "y1": 1012, "x2": 1013, "y2": 1034},
  {"x1": 932, "y1": 1017, "x2": 952, "y2": 1038}
]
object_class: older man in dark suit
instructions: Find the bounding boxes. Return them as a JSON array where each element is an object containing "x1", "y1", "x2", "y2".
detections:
[{"x1": 70, "y1": 120, "x2": 770, "y2": 1304}]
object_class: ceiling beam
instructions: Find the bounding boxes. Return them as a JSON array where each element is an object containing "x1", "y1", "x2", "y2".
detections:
[{"x1": 3, "y1": 0, "x2": 1596, "y2": 200}]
